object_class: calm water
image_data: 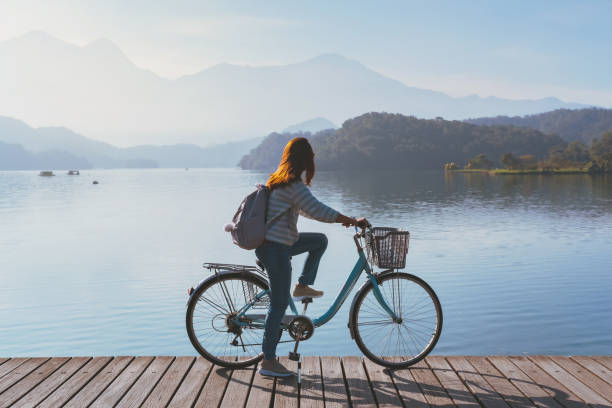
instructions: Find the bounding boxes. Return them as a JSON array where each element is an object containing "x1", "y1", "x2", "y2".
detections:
[{"x1": 1, "y1": 169, "x2": 611, "y2": 357}]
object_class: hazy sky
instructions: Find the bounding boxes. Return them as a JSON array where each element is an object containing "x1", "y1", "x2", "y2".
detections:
[{"x1": 1, "y1": 0, "x2": 611, "y2": 106}]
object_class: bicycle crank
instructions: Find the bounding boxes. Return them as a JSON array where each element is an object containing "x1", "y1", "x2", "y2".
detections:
[{"x1": 287, "y1": 315, "x2": 314, "y2": 341}]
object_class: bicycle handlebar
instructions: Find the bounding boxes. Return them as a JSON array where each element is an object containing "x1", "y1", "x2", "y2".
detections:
[{"x1": 352, "y1": 218, "x2": 372, "y2": 251}]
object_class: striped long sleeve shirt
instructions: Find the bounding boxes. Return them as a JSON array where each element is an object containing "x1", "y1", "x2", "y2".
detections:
[{"x1": 265, "y1": 181, "x2": 339, "y2": 246}]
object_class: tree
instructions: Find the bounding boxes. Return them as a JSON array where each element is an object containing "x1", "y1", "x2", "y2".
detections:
[
  {"x1": 590, "y1": 131, "x2": 612, "y2": 172},
  {"x1": 501, "y1": 152, "x2": 520, "y2": 170},
  {"x1": 465, "y1": 153, "x2": 494, "y2": 170},
  {"x1": 549, "y1": 141, "x2": 591, "y2": 167},
  {"x1": 518, "y1": 154, "x2": 538, "y2": 170}
]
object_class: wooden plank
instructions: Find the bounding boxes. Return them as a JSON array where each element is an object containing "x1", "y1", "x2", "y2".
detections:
[
  {"x1": 571, "y1": 356, "x2": 612, "y2": 384},
  {"x1": 0, "y1": 358, "x2": 29, "y2": 380},
  {"x1": 245, "y1": 361, "x2": 275, "y2": 408},
  {"x1": 87, "y1": 356, "x2": 153, "y2": 408},
  {"x1": 509, "y1": 356, "x2": 587, "y2": 408},
  {"x1": 547, "y1": 356, "x2": 612, "y2": 403},
  {"x1": 363, "y1": 358, "x2": 403, "y2": 407},
  {"x1": 341, "y1": 356, "x2": 376, "y2": 407},
  {"x1": 427, "y1": 356, "x2": 480, "y2": 408},
  {"x1": 167, "y1": 357, "x2": 212, "y2": 408},
  {"x1": 13, "y1": 357, "x2": 90, "y2": 408},
  {"x1": 409, "y1": 359, "x2": 455, "y2": 408},
  {"x1": 115, "y1": 356, "x2": 174, "y2": 408},
  {"x1": 467, "y1": 356, "x2": 535, "y2": 408},
  {"x1": 592, "y1": 356, "x2": 612, "y2": 370},
  {"x1": 320, "y1": 356, "x2": 349, "y2": 408},
  {"x1": 220, "y1": 360, "x2": 256, "y2": 408},
  {"x1": 387, "y1": 357, "x2": 429, "y2": 408},
  {"x1": 488, "y1": 357, "x2": 565, "y2": 408},
  {"x1": 273, "y1": 357, "x2": 299, "y2": 407},
  {"x1": 38, "y1": 357, "x2": 113, "y2": 408},
  {"x1": 141, "y1": 356, "x2": 194, "y2": 408},
  {"x1": 0, "y1": 360, "x2": 7, "y2": 367},
  {"x1": 193, "y1": 361, "x2": 234, "y2": 407},
  {"x1": 0, "y1": 357, "x2": 49, "y2": 395},
  {"x1": 0, "y1": 357, "x2": 68, "y2": 408},
  {"x1": 63, "y1": 356, "x2": 134, "y2": 408},
  {"x1": 447, "y1": 356, "x2": 510, "y2": 408},
  {"x1": 527, "y1": 356, "x2": 609, "y2": 406},
  {"x1": 300, "y1": 356, "x2": 324, "y2": 408}
]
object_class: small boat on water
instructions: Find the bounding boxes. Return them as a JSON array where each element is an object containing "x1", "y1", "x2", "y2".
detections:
[
  {"x1": 67, "y1": 170, "x2": 80, "y2": 175},
  {"x1": 39, "y1": 171, "x2": 55, "y2": 177}
]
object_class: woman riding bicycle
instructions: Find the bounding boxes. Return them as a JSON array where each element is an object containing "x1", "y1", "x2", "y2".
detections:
[{"x1": 257, "y1": 137, "x2": 367, "y2": 377}]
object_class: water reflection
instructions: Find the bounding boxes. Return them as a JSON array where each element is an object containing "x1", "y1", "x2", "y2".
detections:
[
  {"x1": 0, "y1": 169, "x2": 610, "y2": 357},
  {"x1": 313, "y1": 170, "x2": 612, "y2": 216}
]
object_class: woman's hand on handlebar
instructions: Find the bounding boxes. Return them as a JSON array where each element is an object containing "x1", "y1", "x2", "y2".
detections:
[
  {"x1": 336, "y1": 213, "x2": 369, "y2": 228},
  {"x1": 354, "y1": 217, "x2": 370, "y2": 229}
]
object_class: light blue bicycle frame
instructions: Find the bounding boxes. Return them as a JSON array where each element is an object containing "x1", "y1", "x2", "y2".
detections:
[{"x1": 233, "y1": 247, "x2": 399, "y2": 329}]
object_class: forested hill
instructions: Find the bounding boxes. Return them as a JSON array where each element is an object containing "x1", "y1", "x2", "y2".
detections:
[
  {"x1": 239, "y1": 113, "x2": 563, "y2": 171},
  {"x1": 465, "y1": 108, "x2": 612, "y2": 143}
]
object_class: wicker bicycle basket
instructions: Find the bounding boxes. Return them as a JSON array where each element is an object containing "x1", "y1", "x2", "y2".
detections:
[{"x1": 365, "y1": 227, "x2": 410, "y2": 269}]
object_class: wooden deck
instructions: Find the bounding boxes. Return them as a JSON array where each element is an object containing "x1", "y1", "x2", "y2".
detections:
[{"x1": 0, "y1": 356, "x2": 610, "y2": 407}]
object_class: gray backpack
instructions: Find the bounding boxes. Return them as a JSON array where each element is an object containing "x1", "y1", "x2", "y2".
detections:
[{"x1": 226, "y1": 184, "x2": 287, "y2": 250}]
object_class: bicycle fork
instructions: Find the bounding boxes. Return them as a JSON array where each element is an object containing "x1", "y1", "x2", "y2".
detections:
[{"x1": 367, "y1": 274, "x2": 401, "y2": 322}]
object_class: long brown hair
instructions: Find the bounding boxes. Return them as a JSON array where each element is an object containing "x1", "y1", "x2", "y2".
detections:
[{"x1": 267, "y1": 137, "x2": 315, "y2": 190}]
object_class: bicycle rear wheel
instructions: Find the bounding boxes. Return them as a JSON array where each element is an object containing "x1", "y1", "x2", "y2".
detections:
[
  {"x1": 351, "y1": 272, "x2": 442, "y2": 368},
  {"x1": 186, "y1": 272, "x2": 268, "y2": 368}
]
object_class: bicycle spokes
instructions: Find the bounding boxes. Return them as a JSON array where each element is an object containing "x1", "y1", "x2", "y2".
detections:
[
  {"x1": 188, "y1": 276, "x2": 268, "y2": 364},
  {"x1": 353, "y1": 273, "x2": 442, "y2": 365}
]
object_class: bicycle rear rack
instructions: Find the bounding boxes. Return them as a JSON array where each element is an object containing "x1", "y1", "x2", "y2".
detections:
[{"x1": 203, "y1": 262, "x2": 268, "y2": 281}]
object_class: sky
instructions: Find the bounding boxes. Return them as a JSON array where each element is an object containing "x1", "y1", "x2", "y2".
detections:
[{"x1": 1, "y1": 0, "x2": 611, "y2": 106}]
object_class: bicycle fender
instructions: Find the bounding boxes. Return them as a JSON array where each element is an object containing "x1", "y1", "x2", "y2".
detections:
[
  {"x1": 187, "y1": 270, "x2": 269, "y2": 304},
  {"x1": 347, "y1": 269, "x2": 394, "y2": 339}
]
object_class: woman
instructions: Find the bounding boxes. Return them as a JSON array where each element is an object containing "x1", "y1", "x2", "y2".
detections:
[{"x1": 256, "y1": 137, "x2": 366, "y2": 377}]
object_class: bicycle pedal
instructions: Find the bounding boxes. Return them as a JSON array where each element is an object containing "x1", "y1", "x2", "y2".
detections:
[
  {"x1": 301, "y1": 297, "x2": 313, "y2": 304},
  {"x1": 288, "y1": 352, "x2": 300, "y2": 361}
]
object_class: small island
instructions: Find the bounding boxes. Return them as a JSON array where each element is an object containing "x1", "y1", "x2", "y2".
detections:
[{"x1": 446, "y1": 132, "x2": 612, "y2": 175}]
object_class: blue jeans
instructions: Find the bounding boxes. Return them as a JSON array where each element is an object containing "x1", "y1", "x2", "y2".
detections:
[{"x1": 255, "y1": 232, "x2": 328, "y2": 360}]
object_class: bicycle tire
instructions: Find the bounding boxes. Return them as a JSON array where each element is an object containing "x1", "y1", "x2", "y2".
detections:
[
  {"x1": 186, "y1": 271, "x2": 268, "y2": 368},
  {"x1": 350, "y1": 272, "x2": 442, "y2": 369}
]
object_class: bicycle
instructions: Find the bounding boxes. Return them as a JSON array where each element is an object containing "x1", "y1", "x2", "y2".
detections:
[{"x1": 185, "y1": 223, "x2": 442, "y2": 370}]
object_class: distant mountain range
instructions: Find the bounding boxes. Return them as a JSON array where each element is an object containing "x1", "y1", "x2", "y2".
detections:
[
  {"x1": 5, "y1": 106, "x2": 612, "y2": 171},
  {"x1": 0, "y1": 115, "x2": 261, "y2": 170},
  {"x1": 0, "y1": 140, "x2": 92, "y2": 171},
  {"x1": 240, "y1": 112, "x2": 566, "y2": 171},
  {"x1": 0, "y1": 31, "x2": 591, "y2": 147},
  {"x1": 282, "y1": 117, "x2": 336, "y2": 133},
  {"x1": 465, "y1": 108, "x2": 612, "y2": 143}
]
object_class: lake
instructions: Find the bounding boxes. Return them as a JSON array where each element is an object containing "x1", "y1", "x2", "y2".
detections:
[{"x1": 0, "y1": 169, "x2": 611, "y2": 357}]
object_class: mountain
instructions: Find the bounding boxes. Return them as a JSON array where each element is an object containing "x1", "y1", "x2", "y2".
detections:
[
  {"x1": 0, "y1": 115, "x2": 261, "y2": 168},
  {"x1": 282, "y1": 118, "x2": 336, "y2": 133},
  {"x1": 0, "y1": 140, "x2": 92, "y2": 170},
  {"x1": 120, "y1": 137, "x2": 263, "y2": 167},
  {"x1": 465, "y1": 108, "x2": 612, "y2": 143},
  {"x1": 240, "y1": 113, "x2": 564, "y2": 171},
  {"x1": 0, "y1": 31, "x2": 589, "y2": 146}
]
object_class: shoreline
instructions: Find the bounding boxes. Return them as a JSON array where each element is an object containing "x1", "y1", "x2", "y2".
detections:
[{"x1": 448, "y1": 168, "x2": 595, "y2": 175}]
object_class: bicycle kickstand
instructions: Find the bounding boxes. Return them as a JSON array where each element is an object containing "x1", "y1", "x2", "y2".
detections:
[{"x1": 288, "y1": 297, "x2": 312, "y2": 384}]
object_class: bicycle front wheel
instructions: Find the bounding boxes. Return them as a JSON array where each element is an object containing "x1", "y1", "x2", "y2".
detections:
[{"x1": 351, "y1": 272, "x2": 442, "y2": 368}]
